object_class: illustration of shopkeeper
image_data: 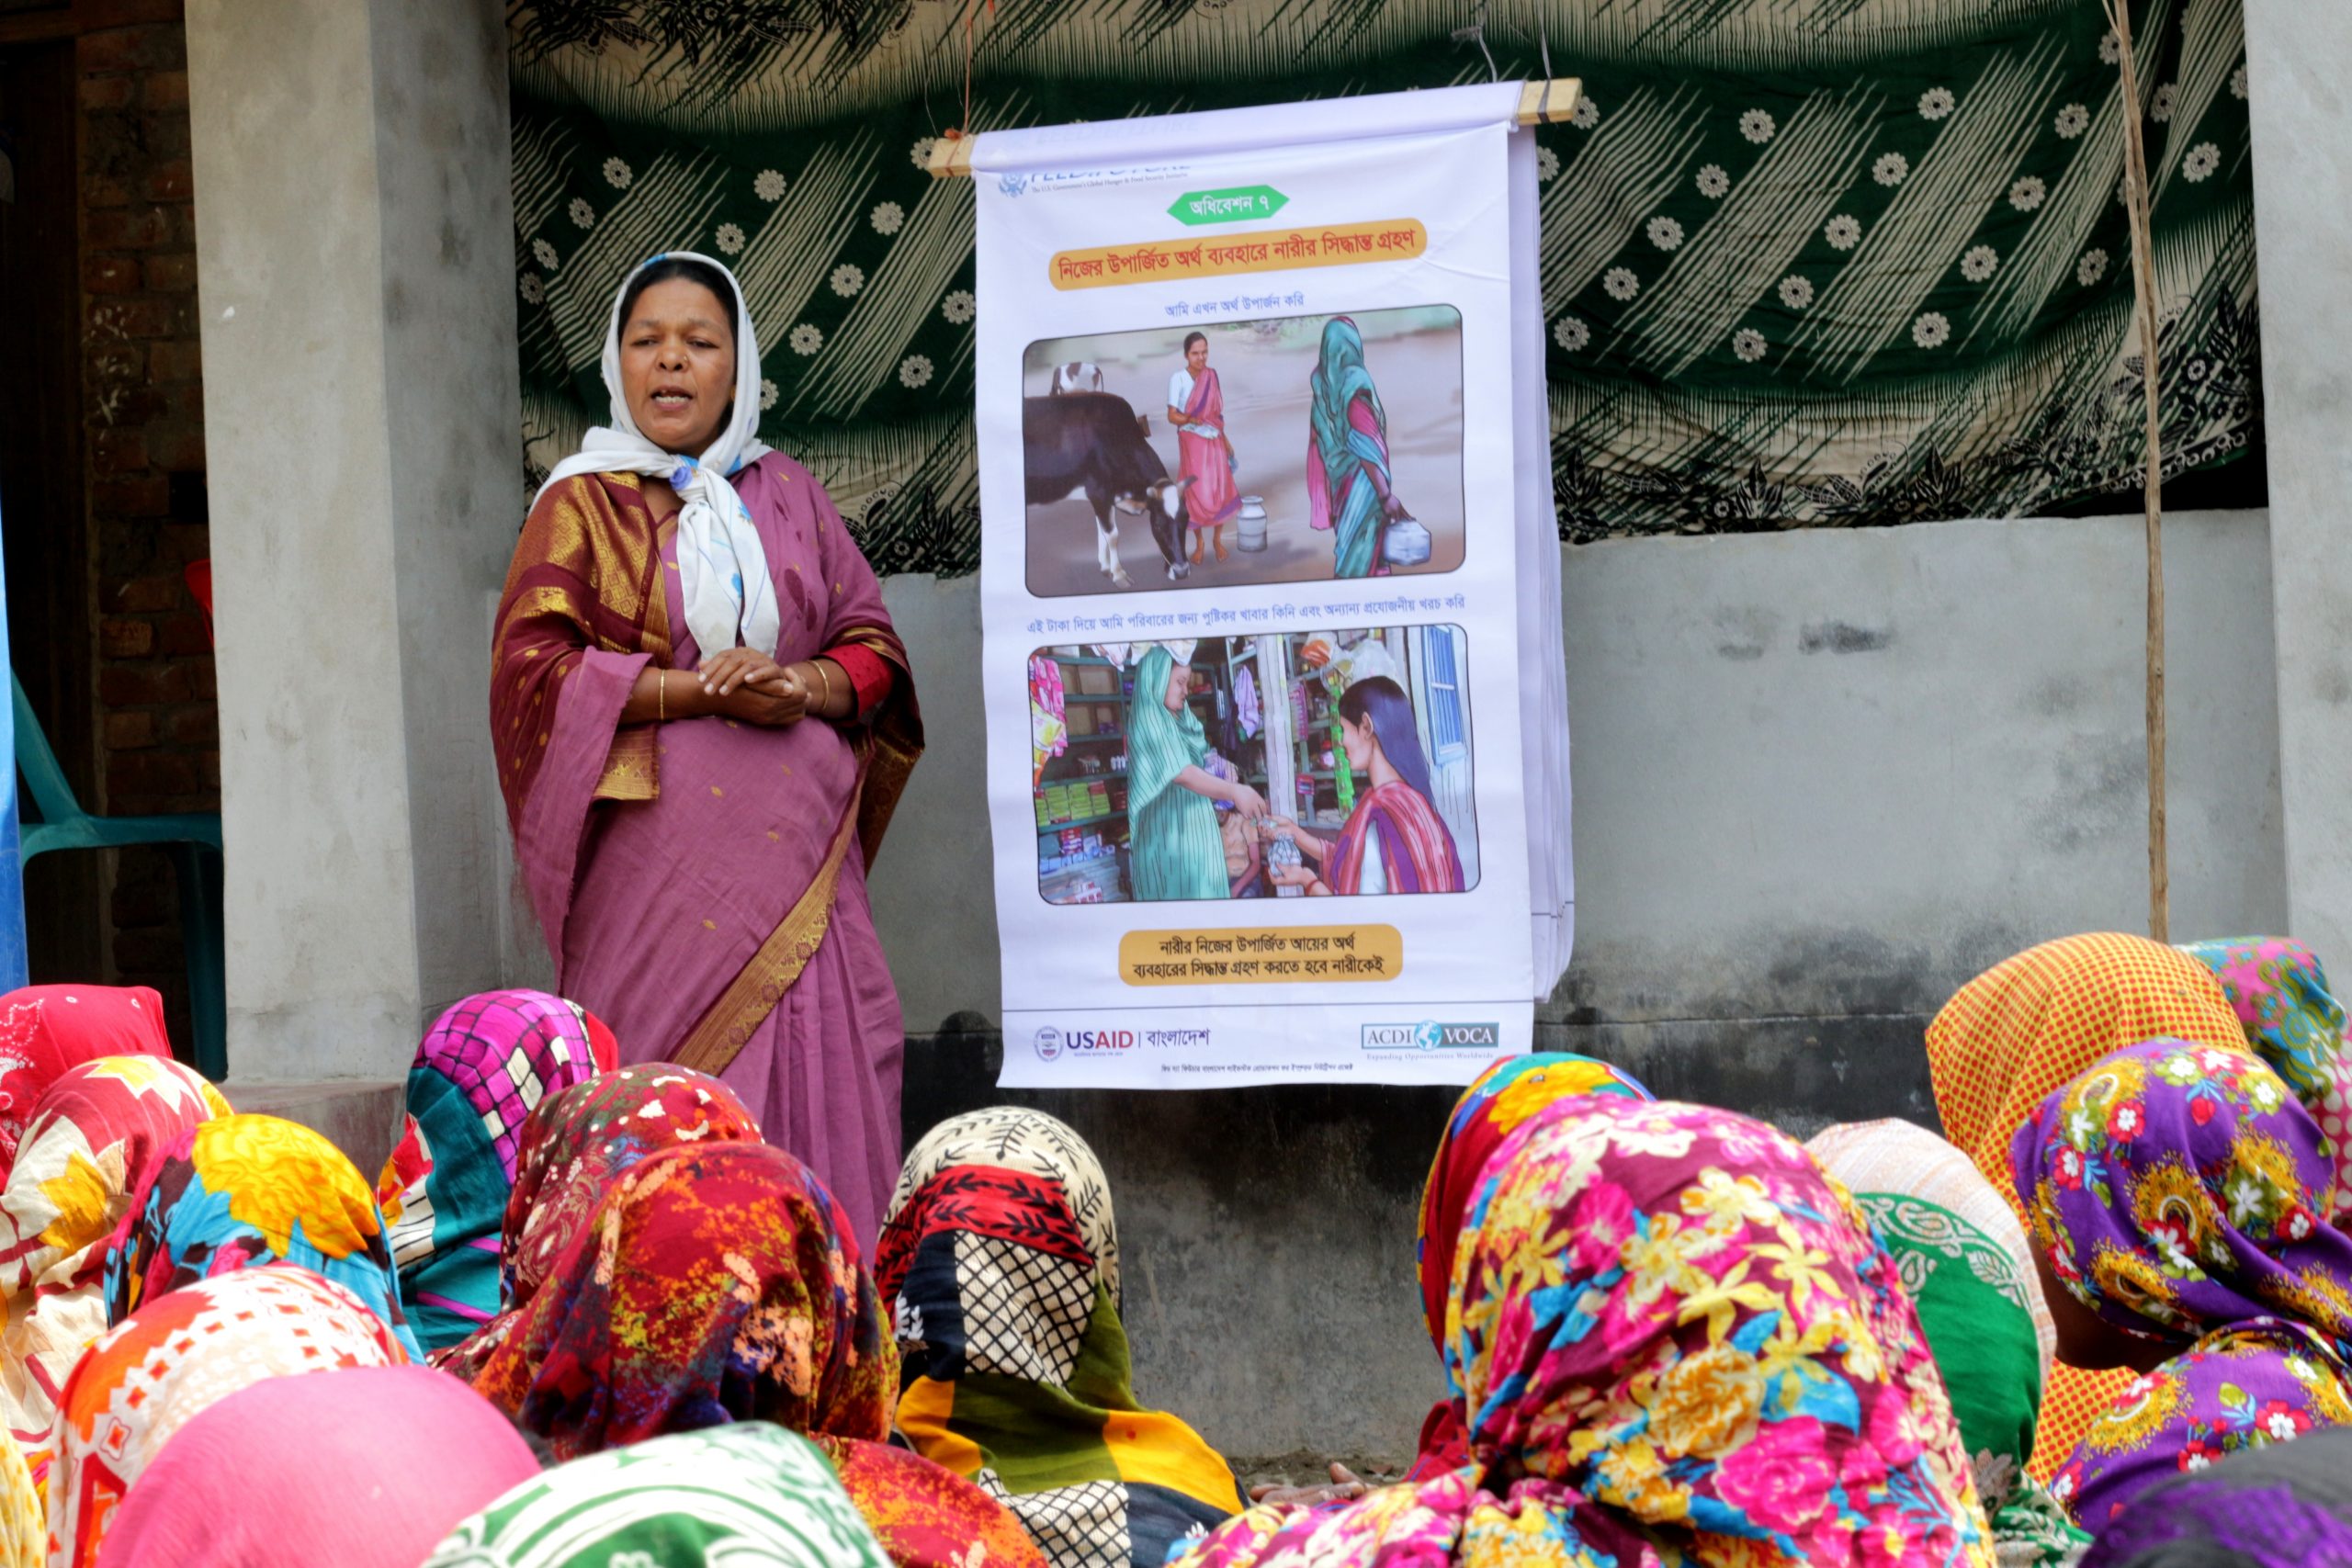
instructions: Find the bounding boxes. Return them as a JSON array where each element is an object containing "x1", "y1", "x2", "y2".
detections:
[
  {"x1": 1306, "y1": 316, "x2": 1416, "y2": 579},
  {"x1": 1266, "y1": 677, "x2": 1463, "y2": 895},
  {"x1": 1167, "y1": 332, "x2": 1241, "y2": 564},
  {"x1": 1125, "y1": 646, "x2": 1267, "y2": 900}
]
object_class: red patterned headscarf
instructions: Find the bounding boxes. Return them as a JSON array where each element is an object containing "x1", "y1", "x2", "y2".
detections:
[
  {"x1": 0, "y1": 986, "x2": 172, "y2": 1178},
  {"x1": 461, "y1": 1140, "x2": 893, "y2": 1456}
]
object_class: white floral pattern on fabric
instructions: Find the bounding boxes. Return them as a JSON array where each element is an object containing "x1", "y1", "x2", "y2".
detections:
[
  {"x1": 1553, "y1": 317, "x2": 1589, "y2": 352},
  {"x1": 1739, "y1": 108, "x2": 1776, "y2": 143},
  {"x1": 520, "y1": 275, "x2": 545, "y2": 305},
  {"x1": 1914, "y1": 312, "x2": 1951, "y2": 349},
  {"x1": 2100, "y1": 31, "x2": 2122, "y2": 65},
  {"x1": 760, "y1": 378, "x2": 778, "y2": 412},
  {"x1": 942, "y1": 290, "x2": 975, "y2": 325},
  {"x1": 1779, "y1": 275, "x2": 1815, "y2": 310},
  {"x1": 1601, "y1": 266, "x2": 1639, "y2": 301},
  {"x1": 910, "y1": 137, "x2": 937, "y2": 169},
  {"x1": 789, "y1": 323, "x2": 824, "y2": 355},
  {"x1": 872, "y1": 201, "x2": 905, "y2": 236},
  {"x1": 2055, "y1": 103, "x2": 2090, "y2": 139},
  {"x1": 1962, "y1": 245, "x2": 1999, "y2": 283},
  {"x1": 1874, "y1": 152, "x2": 1910, "y2": 186},
  {"x1": 2078, "y1": 248, "x2": 2109, "y2": 287},
  {"x1": 1646, "y1": 216, "x2": 1684, "y2": 251},
  {"x1": 1696, "y1": 164, "x2": 1730, "y2": 198},
  {"x1": 1572, "y1": 95, "x2": 1599, "y2": 130},
  {"x1": 715, "y1": 222, "x2": 744, "y2": 255},
  {"x1": 2232, "y1": 65, "x2": 2250, "y2": 101},
  {"x1": 1919, "y1": 86, "x2": 1955, "y2": 120},
  {"x1": 1536, "y1": 146, "x2": 1559, "y2": 181},
  {"x1": 899, "y1": 355, "x2": 933, "y2": 389},
  {"x1": 2010, "y1": 175, "x2": 2046, "y2": 211},
  {"x1": 1825, "y1": 214, "x2": 1862, "y2": 251},
  {"x1": 569, "y1": 197, "x2": 594, "y2": 229},
  {"x1": 754, "y1": 168, "x2": 786, "y2": 201},
  {"x1": 1733, "y1": 328, "x2": 1767, "y2": 363},
  {"x1": 532, "y1": 238, "x2": 559, "y2": 270},
  {"x1": 2153, "y1": 84, "x2": 2178, "y2": 123},
  {"x1": 830, "y1": 264, "x2": 865, "y2": 297},
  {"x1": 602, "y1": 156, "x2": 632, "y2": 188},
  {"x1": 2184, "y1": 142, "x2": 2222, "y2": 183}
]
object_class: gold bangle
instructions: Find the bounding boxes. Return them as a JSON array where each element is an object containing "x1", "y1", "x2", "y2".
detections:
[
  {"x1": 816, "y1": 661, "x2": 834, "y2": 716},
  {"x1": 656, "y1": 671, "x2": 666, "y2": 723}
]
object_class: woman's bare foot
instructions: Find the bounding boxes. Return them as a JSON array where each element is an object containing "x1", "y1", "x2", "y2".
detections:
[
  {"x1": 1213, "y1": 527, "x2": 1229, "y2": 562},
  {"x1": 1190, "y1": 534, "x2": 1205, "y2": 565}
]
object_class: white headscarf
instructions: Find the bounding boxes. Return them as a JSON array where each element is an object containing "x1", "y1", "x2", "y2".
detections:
[{"x1": 534, "y1": 252, "x2": 781, "y2": 660}]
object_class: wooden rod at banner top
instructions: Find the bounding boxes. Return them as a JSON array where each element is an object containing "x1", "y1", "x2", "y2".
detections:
[{"x1": 922, "y1": 78, "x2": 1585, "y2": 179}]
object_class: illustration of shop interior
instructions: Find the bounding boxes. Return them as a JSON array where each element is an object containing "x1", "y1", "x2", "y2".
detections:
[{"x1": 1026, "y1": 626, "x2": 1478, "y2": 905}]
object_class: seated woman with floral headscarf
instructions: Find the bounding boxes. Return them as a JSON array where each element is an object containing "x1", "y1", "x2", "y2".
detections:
[
  {"x1": 1172, "y1": 1092, "x2": 1997, "y2": 1567},
  {"x1": 2011, "y1": 1039, "x2": 2352, "y2": 1527}
]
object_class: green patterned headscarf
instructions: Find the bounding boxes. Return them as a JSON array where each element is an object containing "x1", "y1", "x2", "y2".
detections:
[
  {"x1": 420, "y1": 1426, "x2": 888, "y2": 1567},
  {"x1": 1123, "y1": 647, "x2": 1224, "y2": 902},
  {"x1": 1807, "y1": 1119, "x2": 2088, "y2": 1568}
]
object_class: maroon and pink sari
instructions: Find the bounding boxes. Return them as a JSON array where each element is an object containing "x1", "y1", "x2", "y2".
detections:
[
  {"x1": 1179, "y1": 368, "x2": 1240, "y2": 528},
  {"x1": 1329, "y1": 780, "x2": 1464, "y2": 895},
  {"x1": 492, "y1": 451, "x2": 922, "y2": 1247}
]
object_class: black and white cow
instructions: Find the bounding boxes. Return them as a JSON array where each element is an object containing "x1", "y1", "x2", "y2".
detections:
[
  {"x1": 1046, "y1": 361, "x2": 1105, "y2": 395},
  {"x1": 1024, "y1": 393, "x2": 1193, "y2": 588}
]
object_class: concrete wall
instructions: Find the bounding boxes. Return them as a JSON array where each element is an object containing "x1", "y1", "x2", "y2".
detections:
[
  {"x1": 870, "y1": 506, "x2": 2284, "y2": 1465},
  {"x1": 2245, "y1": 2, "x2": 2352, "y2": 972},
  {"x1": 187, "y1": 0, "x2": 516, "y2": 1080}
]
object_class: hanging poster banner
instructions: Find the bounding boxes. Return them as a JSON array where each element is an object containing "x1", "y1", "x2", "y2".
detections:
[{"x1": 974, "y1": 85, "x2": 1570, "y2": 1088}]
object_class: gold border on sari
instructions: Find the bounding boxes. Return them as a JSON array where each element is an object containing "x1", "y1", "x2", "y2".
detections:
[
  {"x1": 672, "y1": 770, "x2": 868, "y2": 1077},
  {"x1": 593, "y1": 725, "x2": 661, "y2": 802}
]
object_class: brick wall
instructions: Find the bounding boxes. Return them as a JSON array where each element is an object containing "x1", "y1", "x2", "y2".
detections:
[{"x1": 74, "y1": 5, "x2": 213, "y2": 1048}]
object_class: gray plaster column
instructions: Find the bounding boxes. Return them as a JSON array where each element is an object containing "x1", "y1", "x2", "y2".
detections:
[
  {"x1": 186, "y1": 0, "x2": 520, "y2": 1080},
  {"x1": 2245, "y1": 2, "x2": 2352, "y2": 964}
]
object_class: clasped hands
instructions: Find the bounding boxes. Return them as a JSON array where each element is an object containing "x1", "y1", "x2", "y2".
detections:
[{"x1": 697, "y1": 648, "x2": 813, "y2": 728}]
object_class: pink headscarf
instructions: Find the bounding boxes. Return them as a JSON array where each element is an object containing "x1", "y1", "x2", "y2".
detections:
[{"x1": 95, "y1": 1365, "x2": 539, "y2": 1568}]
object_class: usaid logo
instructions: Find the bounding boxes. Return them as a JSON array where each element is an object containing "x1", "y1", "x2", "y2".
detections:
[
  {"x1": 997, "y1": 172, "x2": 1034, "y2": 197},
  {"x1": 1362, "y1": 1021, "x2": 1502, "y2": 1052},
  {"x1": 1034, "y1": 1026, "x2": 1136, "y2": 1059}
]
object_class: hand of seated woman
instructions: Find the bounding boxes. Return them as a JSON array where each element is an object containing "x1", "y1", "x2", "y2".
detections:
[{"x1": 1249, "y1": 1462, "x2": 1366, "y2": 1507}]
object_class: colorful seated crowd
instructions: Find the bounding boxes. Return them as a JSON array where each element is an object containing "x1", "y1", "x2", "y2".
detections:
[{"x1": 0, "y1": 932, "x2": 2343, "y2": 1565}]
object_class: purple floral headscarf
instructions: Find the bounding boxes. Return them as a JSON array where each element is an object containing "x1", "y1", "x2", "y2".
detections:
[
  {"x1": 2080, "y1": 1425, "x2": 2352, "y2": 1568},
  {"x1": 2010, "y1": 1039, "x2": 2352, "y2": 1526}
]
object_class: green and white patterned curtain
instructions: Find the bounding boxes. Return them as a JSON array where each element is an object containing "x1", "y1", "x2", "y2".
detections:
[{"x1": 510, "y1": 0, "x2": 2256, "y2": 568}]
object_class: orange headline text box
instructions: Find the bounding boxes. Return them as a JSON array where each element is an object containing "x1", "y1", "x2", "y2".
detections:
[
  {"x1": 1050, "y1": 220, "x2": 1428, "y2": 290},
  {"x1": 1118, "y1": 924, "x2": 1403, "y2": 986}
]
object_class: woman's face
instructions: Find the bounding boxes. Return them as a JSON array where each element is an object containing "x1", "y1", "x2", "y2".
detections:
[
  {"x1": 1340, "y1": 709, "x2": 1375, "y2": 772},
  {"x1": 1163, "y1": 664, "x2": 1192, "y2": 713},
  {"x1": 1185, "y1": 337, "x2": 1208, "y2": 374},
  {"x1": 619, "y1": 276, "x2": 736, "y2": 455}
]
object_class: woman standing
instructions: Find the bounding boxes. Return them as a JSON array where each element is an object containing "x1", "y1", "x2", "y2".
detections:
[
  {"x1": 1265, "y1": 676, "x2": 1463, "y2": 896},
  {"x1": 1306, "y1": 316, "x2": 1411, "y2": 579},
  {"x1": 1166, "y1": 332, "x2": 1239, "y2": 564},
  {"x1": 1123, "y1": 647, "x2": 1263, "y2": 902},
  {"x1": 492, "y1": 252, "x2": 922, "y2": 1247}
]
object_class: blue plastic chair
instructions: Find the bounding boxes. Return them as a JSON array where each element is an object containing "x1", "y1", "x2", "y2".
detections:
[{"x1": 12, "y1": 673, "x2": 225, "y2": 1079}]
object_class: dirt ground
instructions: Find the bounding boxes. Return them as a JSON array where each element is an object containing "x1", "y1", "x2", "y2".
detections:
[{"x1": 1023, "y1": 319, "x2": 1466, "y2": 598}]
